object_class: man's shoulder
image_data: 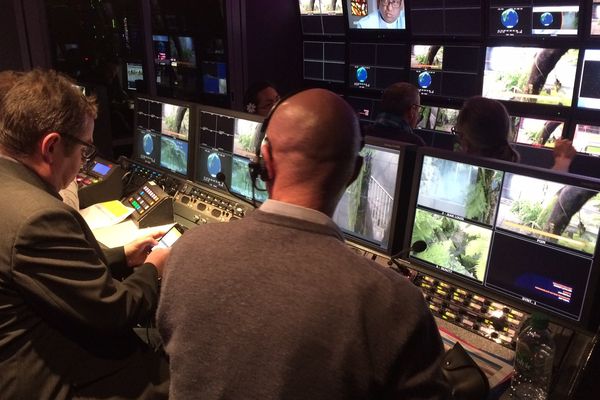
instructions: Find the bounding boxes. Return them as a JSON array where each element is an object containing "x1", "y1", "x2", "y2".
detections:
[{"x1": 357, "y1": 11, "x2": 379, "y2": 28}]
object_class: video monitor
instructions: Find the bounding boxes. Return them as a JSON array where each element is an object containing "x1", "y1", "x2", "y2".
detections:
[
  {"x1": 410, "y1": 45, "x2": 481, "y2": 98},
  {"x1": 299, "y1": 0, "x2": 342, "y2": 14},
  {"x1": 299, "y1": 0, "x2": 344, "y2": 35},
  {"x1": 592, "y1": 0, "x2": 600, "y2": 35},
  {"x1": 170, "y1": 36, "x2": 197, "y2": 68},
  {"x1": 161, "y1": 103, "x2": 190, "y2": 141},
  {"x1": 233, "y1": 118, "x2": 262, "y2": 159},
  {"x1": 135, "y1": 129, "x2": 161, "y2": 166},
  {"x1": 160, "y1": 136, "x2": 189, "y2": 175},
  {"x1": 126, "y1": 63, "x2": 143, "y2": 91},
  {"x1": 195, "y1": 145, "x2": 232, "y2": 190},
  {"x1": 411, "y1": 0, "x2": 482, "y2": 36},
  {"x1": 509, "y1": 116, "x2": 564, "y2": 148},
  {"x1": 152, "y1": 35, "x2": 170, "y2": 64},
  {"x1": 346, "y1": 0, "x2": 406, "y2": 30},
  {"x1": 483, "y1": 46, "x2": 578, "y2": 107},
  {"x1": 577, "y1": 50, "x2": 600, "y2": 110},
  {"x1": 133, "y1": 97, "x2": 195, "y2": 176},
  {"x1": 573, "y1": 124, "x2": 600, "y2": 156},
  {"x1": 333, "y1": 138, "x2": 416, "y2": 254},
  {"x1": 346, "y1": 95, "x2": 380, "y2": 121},
  {"x1": 194, "y1": 106, "x2": 265, "y2": 203},
  {"x1": 489, "y1": 4, "x2": 579, "y2": 37},
  {"x1": 416, "y1": 105, "x2": 460, "y2": 133},
  {"x1": 348, "y1": 43, "x2": 408, "y2": 91},
  {"x1": 202, "y1": 61, "x2": 227, "y2": 95},
  {"x1": 303, "y1": 40, "x2": 346, "y2": 83},
  {"x1": 231, "y1": 155, "x2": 267, "y2": 203},
  {"x1": 405, "y1": 148, "x2": 600, "y2": 329}
]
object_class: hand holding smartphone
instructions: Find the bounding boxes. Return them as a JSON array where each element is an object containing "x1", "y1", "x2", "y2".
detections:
[{"x1": 154, "y1": 224, "x2": 185, "y2": 249}]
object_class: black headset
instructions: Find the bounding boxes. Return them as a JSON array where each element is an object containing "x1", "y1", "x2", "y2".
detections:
[{"x1": 248, "y1": 91, "x2": 299, "y2": 187}]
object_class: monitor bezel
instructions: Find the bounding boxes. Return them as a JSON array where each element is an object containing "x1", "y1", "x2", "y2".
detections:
[
  {"x1": 337, "y1": 136, "x2": 418, "y2": 256},
  {"x1": 403, "y1": 147, "x2": 600, "y2": 332},
  {"x1": 133, "y1": 95, "x2": 198, "y2": 179}
]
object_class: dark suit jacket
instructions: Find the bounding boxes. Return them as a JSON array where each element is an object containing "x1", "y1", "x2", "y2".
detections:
[{"x1": 0, "y1": 157, "x2": 168, "y2": 399}]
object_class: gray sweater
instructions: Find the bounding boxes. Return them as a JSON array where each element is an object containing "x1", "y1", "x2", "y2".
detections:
[{"x1": 158, "y1": 208, "x2": 450, "y2": 400}]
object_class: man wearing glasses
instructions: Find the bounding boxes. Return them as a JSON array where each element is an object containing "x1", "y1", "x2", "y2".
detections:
[
  {"x1": 357, "y1": 0, "x2": 405, "y2": 29},
  {"x1": 366, "y1": 82, "x2": 426, "y2": 146},
  {"x1": 0, "y1": 69, "x2": 170, "y2": 399}
]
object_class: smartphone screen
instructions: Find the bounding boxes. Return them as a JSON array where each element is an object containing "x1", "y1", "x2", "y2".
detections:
[{"x1": 154, "y1": 225, "x2": 184, "y2": 249}]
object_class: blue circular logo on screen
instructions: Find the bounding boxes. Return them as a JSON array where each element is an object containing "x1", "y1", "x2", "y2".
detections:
[
  {"x1": 143, "y1": 133, "x2": 153, "y2": 155},
  {"x1": 417, "y1": 71, "x2": 432, "y2": 89},
  {"x1": 207, "y1": 153, "x2": 221, "y2": 177},
  {"x1": 501, "y1": 8, "x2": 519, "y2": 29},
  {"x1": 356, "y1": 66, "x2": 368, "y2": 83},
  {"x1": 540, "y1": 12, "x2": 554, "y2": 27}
]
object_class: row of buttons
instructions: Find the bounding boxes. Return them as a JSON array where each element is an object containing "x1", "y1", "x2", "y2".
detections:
[
  {"x1": 415, "y1": 274, "x2": 526, "y2": 348},
  {"x1": 127, "y1": 187, "x2": 158, "y2": 215},
  {"x1": 179, "y1": 184, "x2": 246, "y2": 218},
  {"x1": 76, "y1": 174, "x2": 100, "y2": 187}
]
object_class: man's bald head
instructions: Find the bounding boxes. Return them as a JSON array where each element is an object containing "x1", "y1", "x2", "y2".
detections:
[{"x1": 261, "y1": 88, "x2": 362, "y2": 215}]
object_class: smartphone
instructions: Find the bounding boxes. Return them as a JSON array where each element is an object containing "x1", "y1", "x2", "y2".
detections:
[{"x1": 154, "y1": 224, "x2": 185, "y2": 249}]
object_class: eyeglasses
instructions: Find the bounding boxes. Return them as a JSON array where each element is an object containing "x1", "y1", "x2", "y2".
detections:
[
  {"x1": 60, "y1": 133, "x2": 97, "y2": 161},
  {"x1": 381, "y1": 0, "x2": 402, "y2": 8}
]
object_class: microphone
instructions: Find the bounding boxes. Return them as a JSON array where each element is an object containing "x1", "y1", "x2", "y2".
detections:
[
  {"x1": 389, "y1": 240, "x2": 427, "y2": 261},
  {"x1": 387, "y1": 240, "x2": 428, "y2": 277},
  {"x1": 216, "y1": 172, "x2": 255, "y2": 208}
]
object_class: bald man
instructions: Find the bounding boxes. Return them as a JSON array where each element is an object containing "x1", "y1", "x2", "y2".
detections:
[{"x1": 157, "y1": 89, "x2": 450, "y2": 400}]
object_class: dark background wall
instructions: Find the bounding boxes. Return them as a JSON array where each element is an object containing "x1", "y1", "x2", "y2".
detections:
[{"x1": 242, "y1": 0, "x2": 303, "y2": 98}]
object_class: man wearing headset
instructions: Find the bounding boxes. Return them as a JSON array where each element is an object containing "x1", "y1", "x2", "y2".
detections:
[{"x1": 158, "y1": 88, "x2": 449, "y2": 399}]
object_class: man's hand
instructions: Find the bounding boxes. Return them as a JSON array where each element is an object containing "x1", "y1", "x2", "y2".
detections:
[
  {"x1": 144, "y1": 247, "x2": 170, "y2": 277},
  {"x1": 124, "y1": 231, "x2": 164, "y2": 267}
]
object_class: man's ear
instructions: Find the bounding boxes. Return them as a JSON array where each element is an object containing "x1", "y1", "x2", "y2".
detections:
[
  {"x1": 40, "y1": 132, "x2": 61, "y2": 164},
  {"x1": 261, "y1": 141, "x2": 274, "y2": 182}
]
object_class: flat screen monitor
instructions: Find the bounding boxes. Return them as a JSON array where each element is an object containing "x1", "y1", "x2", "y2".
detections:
[
  {"x1": 404, "y1": 148, "x2": 600, "y2": 330},
  {"x1": 194, "y1": 107, "x2": 266, "y2": 202},
  {"x1": 573, "y1": 124, "x2": 600, "y2": 156},
  {"x1": 152, "y1": 35, "x2": 170, "y2": 64},
  {"x1": 133, "y1": 97, "x2": 194, "y2": 176},
  {"x1": 348, "y1": 43, "x2": 408, "y2": 91},
  {"x1": 411, "y1": 0, "x2": 481, "y2": 36},
  {"x1": 333, "y1": 137, "x2": 416, "y2": 255},
  {"x1": 577, "y1": 49, "x2": 600, "y2": 110},
  {"x1": 410, "y1": 45, "x2": 482, "y2": 98},
  {"x1": 416, "y1": 105, "x2": 460, "y2": 134},
  {"x1": 126, "y1": 63, "x2": 143, "y2": 91},
  {"x1": 201, "y1": 61, "x2": 228, "y2": 95},
  {"x1": 299, "y1": 0, "x2": 345, "y2": 35},
  {"x1": 489, "y1": 4, "x2": 579, "y2": 37},
  {"x1": 303, "y1": 40, "x2": 346, "y2": 83},
  {"x1": 482, "y1": 46, "x2": 579, "y2": 107},
  {"x1": 346, "y1": 0, "x2": 406, "y2": 30},
  {"x1": 170, "y1": 36, "x2": 197, "y2": 68},
  {"x1": 509, "y1": 116, "x2": 564, "y2": 148}
]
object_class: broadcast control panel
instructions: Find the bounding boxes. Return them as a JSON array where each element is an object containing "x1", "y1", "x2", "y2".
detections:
[
  {"x1": 415, "y1": 273, "x2": 527, "y2": 349},
  {"x1": 119, "y1": 157, "x2": 254, "y2": 229},
  {"x1": 173, "y1": 180, "x2": 250, "y2": 227}
]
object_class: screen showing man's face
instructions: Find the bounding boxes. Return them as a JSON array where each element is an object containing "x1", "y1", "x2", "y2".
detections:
[{"x1": 378, "y1": 0, "x2": 402, "y2": 23}]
